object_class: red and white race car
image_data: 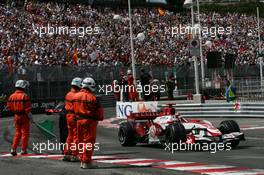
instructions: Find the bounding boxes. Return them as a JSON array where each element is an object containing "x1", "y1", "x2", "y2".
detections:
[
  {"x1": 118, "y1": 104, "x2": 245, "y2": 148},
  {"x1": 45, "y1": 102, "x2": 64, "y2": 115}
]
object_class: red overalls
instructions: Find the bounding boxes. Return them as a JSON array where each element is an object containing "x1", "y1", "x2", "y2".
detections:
[
  {"x1": 127, "y1": 74, "x2": 139, "y2": 101},
  {"x1": 73, "y1": 89, "x2": 104, "y2": 164},
  {"x1": 7, "y1": 90, "x2": 31, "y2": 152},
  {"x1": 64, "y1": 88, "x2": 79, "y2": 156}
]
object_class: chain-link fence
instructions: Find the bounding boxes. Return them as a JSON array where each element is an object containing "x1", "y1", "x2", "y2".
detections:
[
  {"x1": 234, "y1": 78, "x2": 264, "y2": 102},
  {"x1": 0, "y1": 65, "x2": 193, "y2": 99},
  {"x1": 0, "y1": 64, "x2": 263, "y2": 101}
]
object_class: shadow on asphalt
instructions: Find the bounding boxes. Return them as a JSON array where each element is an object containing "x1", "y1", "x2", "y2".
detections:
[{"x1": 233, "y1": 145, "x2": 253, "y2": 150}]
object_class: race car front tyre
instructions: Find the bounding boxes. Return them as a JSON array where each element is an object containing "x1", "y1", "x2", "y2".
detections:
[
  {"x1": 165, "y1": 122, "x2": 187, "y2": 145},
  {"x1": 219, "y1": 120, "x2": 240, "y2": 148},
  {"x1": 118, "y1": 122, "x2": 137, "y2": 146}
]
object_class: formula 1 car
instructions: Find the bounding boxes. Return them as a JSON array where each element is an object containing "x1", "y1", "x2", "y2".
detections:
[
  {"x1": 118, "y1": 104, "x2": 245, "y2": 148},
  {"x1": 45, "y1": 102, "x2": 64, "y2": 115}
]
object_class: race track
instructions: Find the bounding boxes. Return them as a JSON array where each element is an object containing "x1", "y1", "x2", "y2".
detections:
[{"x1": 0, "y1": 107, "x2": 264, "y2": 175}]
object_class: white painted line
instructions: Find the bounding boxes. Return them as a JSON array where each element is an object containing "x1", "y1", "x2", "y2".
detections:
[
  {"x1": 26, "y1": 155, "x2": 116, "y2": 160},
  {"x1": 26, "y1": 155, "x2": 49, "y2": 158},
  {"x1": 2, "y1": 152, "x2": 264, "y2": 175},
  {"x1": 152, "y1": 161, "x2": 197, "y2": 169},
  {"x1": 208, "y1": 170, "x2": 264, "y2": 175},
  {"x1": 168, "y1": 165, "x2": 234, "y2": 171},
  {"x1": 122, "y1": 160, "x2": 167, "y2": 166},
  {"x1": 129, "y1": 162, "x2": 157, "y2": 166},
  {"x1": 0, "y1": 154, "x2": 53, "y2": 158},
  {"x1": 124, "y1": 161, "x2": 162, "y2": 166},
  {"x1": 97, "y1": 158, "x2": 152, "y2": 164},
  {"x1": 0, "y1": 153, "x2": 12, "y2": 157},
  {"x1": 92, "y1": 156, "x2": 117, "y2": 160},
  {"x1": 241, "y1": 126, "x2": 264, "y2": 131},
  {"x1": 45, "y1": 155, "x2": 63, "y2": 158},
  {"x1": 154, "y1": 161, "x2": 193, "y2": 166}
]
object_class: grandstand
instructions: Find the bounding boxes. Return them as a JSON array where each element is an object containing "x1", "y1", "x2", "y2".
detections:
[{"x1": 0, "y1": 1, "x2": 263, "y2": 67}]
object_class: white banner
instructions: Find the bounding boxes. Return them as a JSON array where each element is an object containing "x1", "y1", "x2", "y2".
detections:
[
  {"x1": 116, "y1": 101, "x2": 158, "y2": 118},
  {"x1": 116, "y1": 102, "x2": 132, "y2": 118}
]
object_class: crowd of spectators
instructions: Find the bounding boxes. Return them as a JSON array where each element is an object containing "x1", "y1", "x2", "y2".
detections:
[{"x1": 0, "y1": 1, "x2": 264, "y2": 69}]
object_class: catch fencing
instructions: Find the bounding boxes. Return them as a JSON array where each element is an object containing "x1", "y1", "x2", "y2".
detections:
[
  {"x1": 0, "y1": 65, "x2": 264, "y2": 107},
  {"x1": 0, "y1": 64, "x2": 263, "y2": 98},
  {"x1": 0, "y1": 65, "x2": 193, "y2": 100}
]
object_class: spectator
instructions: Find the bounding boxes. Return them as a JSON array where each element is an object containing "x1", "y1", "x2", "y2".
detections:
[
  {"x1": 112, "y1": 80, "x2": 120, "y2": 101},
  {"x1": 140, "y1": 68, "x2": 151, "y2": 101},
  {"x1": 225, "y1": 80, "x2": 236, "y2": 103},
  {"x1": 166, "y1": 74, "x2": 176, "y2": 100},
  {"x1": 127, "y1": 69, "x2": 139, "y2": 101},
  {"x1": 119, "y1": 72, "x2": 129, "y2": 101},
  {"x1": 0, "y1": 2, "x2": 263, "y2": 69},
  {"x1": 150, "y1": 78, "x2": 161, "y2": 101}
]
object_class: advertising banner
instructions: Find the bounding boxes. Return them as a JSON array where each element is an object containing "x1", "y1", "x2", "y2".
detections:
[{"x1": 116, "y1": 101, "x2": 158, "y2": 118}]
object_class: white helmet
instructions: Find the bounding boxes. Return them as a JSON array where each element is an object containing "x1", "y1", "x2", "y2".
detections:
[
  {"x1": 82, "y1": 77, "x2": 96, "y2": 91},
  {"x1": 71, "y1": 77, "x2": 82, "y2": 88},
  {"x1": 15, "y1": 80, "x2": 29, "y2": 89},
  {"x1": 127, "y1": 69, "x2": 132, "y2": 75}
]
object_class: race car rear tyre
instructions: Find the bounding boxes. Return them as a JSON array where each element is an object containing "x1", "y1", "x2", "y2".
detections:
[
  {"x1": 118, "y1": 122, "x2": 137, "y2": 146},
  {"x1": 165, "y1": 122, "x2": 187, "y2": 144},
  {"x1": 219, "y1": 120, "x2": 240, "y2": 147}
]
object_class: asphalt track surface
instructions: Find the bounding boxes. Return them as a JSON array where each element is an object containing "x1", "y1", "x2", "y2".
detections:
[{"x1": 0, "y1": 107, "x2": 264, "y2": 175}]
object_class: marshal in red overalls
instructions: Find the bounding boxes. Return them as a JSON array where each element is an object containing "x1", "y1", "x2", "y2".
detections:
[{"x1": 7, "y1": 80, "x2": 31, "y2": 156}]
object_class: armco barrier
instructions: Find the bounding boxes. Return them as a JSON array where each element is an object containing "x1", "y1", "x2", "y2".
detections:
[
  {"x1": 0, "y1": 94, "x2": 115, "y2": 117},
  {"x1": 2, "y1": 96, "x2": 264, "y2": 118},
  {"x1": 158, "y1": 102, "x2": 264, "y2": 118}
]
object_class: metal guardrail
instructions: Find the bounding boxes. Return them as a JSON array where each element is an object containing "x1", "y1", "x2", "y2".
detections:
[
  {"x1": 0, "y1": 94, "x2": 115, "y2": 117},
  {"x1": 159, "y1": 102, "x2": 264, "y2": 118}
]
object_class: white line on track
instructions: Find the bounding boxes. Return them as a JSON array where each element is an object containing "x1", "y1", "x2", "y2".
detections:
[
  {"x1": 241, "y1": 126, "x2": 264, "y2": 130},
  {"x1": 1, "y1": 153, "x2": 264, "y2": 175},
  {"x1": 166, "y1": 165, "x2": 234, "y2": 171},
  {"x1": 207, "y1": 170, "x2": 264, "y2": 175},
  {"x1": 97, "y1": 158, "x2": 152, "y2": 164}
]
